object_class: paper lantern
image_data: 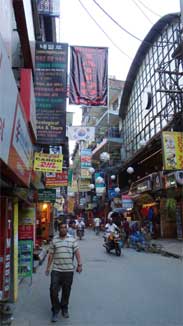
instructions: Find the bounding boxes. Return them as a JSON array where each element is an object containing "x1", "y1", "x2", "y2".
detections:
[{"x1": 127, "y1": 166, "x2": 134, "y2": 174}]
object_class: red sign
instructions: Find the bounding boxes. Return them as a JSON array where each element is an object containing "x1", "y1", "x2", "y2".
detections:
[
  {"x1": 45, "y1": 171, "x2": 68, "y2": 187},
  {"x1": 69, "y1": 46, "x2": 108, "y2": 106},
  {"x1": 18, "y1": 225, "x2": 34, "y2": 240}
]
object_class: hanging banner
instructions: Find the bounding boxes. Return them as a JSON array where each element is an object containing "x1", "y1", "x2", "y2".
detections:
[
  {"x1": 34, "y1": 152, "x2": 63, "y2": 172},
  {"x1": 80, "y1": 148, "x2": 92, "y2": 168},
  {"x1": 162, "y1": 131, "x2": 183, "y2": 170},
  {"x1": 69, "y1": 46, "x2": 108, "y2": 106},
  {"x1": 35, "y1": 42, "x2": 68, "y2": 144},
  {"x1": 68, "y1": 126, "x2": 95, "y2": 141}
]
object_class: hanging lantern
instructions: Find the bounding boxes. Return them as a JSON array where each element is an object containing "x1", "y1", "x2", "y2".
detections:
[
  {"x1": 100, "y1": 152, "x2": 110, "y2": 162},
  {"x1": 89, "y1": 184, "x2": 95, "y2": 190},
  {"x1": 111, "y1": 175, "x2": 116, "y2": 180},
  {"x1": 114, "y1": 187, "x2": 120, "y2": 193},
  {"x1": 96, "y1": 176, "x2": 104, "y2": 184},
  {"x1": 88, "y1": 167, "x2": 95, "y2": 174},
  {"x1": 127, "y1": 166, "x2": 134, "y2": 174}
]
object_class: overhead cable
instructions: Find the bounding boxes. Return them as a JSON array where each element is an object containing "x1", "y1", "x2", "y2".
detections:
[
  {"x1": 78, "y1": 0, "x2": 132, "y2": 60},
  {"x1": 131, "y1": 0, "x2": 153, "y2": 24},
  {"x1": 136, "y1": 0, "x2": 161, "y2": 18}
]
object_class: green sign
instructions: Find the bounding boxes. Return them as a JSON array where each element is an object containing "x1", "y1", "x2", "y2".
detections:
[
  {"x1": 38, "y1": 189, "x2": 56, "y2": 202},
  {"x1": 18, "y1": 240, "x2": 33, "y2": 278}
]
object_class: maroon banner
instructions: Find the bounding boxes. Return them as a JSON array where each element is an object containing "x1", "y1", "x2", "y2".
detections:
[{"x1": 69, "y1": 46, "x2": 108, "y2": 106}]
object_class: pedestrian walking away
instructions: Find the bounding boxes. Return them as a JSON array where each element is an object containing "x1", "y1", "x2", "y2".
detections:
[{"x1": 45, "y1": 220, "x2": 82, "y2": 322}]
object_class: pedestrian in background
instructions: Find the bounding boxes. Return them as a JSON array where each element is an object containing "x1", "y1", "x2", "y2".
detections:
[{"x1": 45, "y1": 220, "x2": 82, "y2": 322}]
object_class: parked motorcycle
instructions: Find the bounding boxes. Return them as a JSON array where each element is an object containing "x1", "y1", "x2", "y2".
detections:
[{"x1": 103, "y1": 231, "x2": 122, "y2": 256}]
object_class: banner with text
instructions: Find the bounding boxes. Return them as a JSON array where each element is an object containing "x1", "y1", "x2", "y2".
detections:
[
  {"x1": 35, "y1": 42, "x2": 68, "y2": 144},
  {"x1": 34, "y1": 152, "x2": 63, "y2": 172},
  {"x1": 162, "y1": 131, "x2": 183, "y2": 170},
  {"x1": 69, "y1": 46, "x2": 108, "y2": 106}
]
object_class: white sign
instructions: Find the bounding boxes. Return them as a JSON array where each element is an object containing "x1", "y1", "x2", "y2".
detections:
[
  {"x1": 0, "y1": 34, "x2": 17, "y2": 163},
  {"x1": 68, "y1": 126, "x2": 95, "y2": 141}
]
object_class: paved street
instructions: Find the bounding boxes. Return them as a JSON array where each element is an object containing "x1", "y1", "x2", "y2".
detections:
[{"x1": 12, "y1": 230, "x2": 183, "y2": 326}]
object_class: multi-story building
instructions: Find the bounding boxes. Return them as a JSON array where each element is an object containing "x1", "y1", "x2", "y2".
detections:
[{"x1": 118, "y1": 13, "x2": 183, "y2": 238}]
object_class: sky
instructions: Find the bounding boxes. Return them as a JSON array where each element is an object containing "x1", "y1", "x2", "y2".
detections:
[{"x1": 57, "y1": 0, "x2": 180, "y2": 156}]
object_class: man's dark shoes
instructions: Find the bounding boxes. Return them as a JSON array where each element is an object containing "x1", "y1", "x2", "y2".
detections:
[
  {"x1": 62, "y1": 309, "x2": 69, "y2": 318},
  {"x1": 51, "y1": 312, "x2": 58, "y2": 322}
]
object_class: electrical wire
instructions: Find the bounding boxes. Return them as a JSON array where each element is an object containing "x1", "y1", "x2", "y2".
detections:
[
  {"x1": 92, "y1": 0, "x2": 176, "y2": 47},
  {"x1": 131, "y1": 0, "x2": 153, "y2": 24},
  {"x1": 136, "y1": 0, "x2": 161, "y2": 18},
  {"x1": 78, "y1": 0, "x2": 133, "y2": 60}
]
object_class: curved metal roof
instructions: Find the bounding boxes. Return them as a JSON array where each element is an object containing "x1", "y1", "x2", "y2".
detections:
[{"x1": 119, "y1": 13, "x2": 180, "y2": 119}]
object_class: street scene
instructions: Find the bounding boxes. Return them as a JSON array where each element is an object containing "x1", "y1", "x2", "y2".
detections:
[
  {"x1": 0, "y1": 1, "x2": 183, "y2": 326},
  {"x1": 12, "y1": 230, "x2": 183, "y2": 326}
]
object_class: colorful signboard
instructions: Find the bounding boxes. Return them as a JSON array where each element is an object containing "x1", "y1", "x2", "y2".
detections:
[
  {"x1": 45, "y1": 171, "x2": 68, "y2": 187},
  {"x1": 69, "y1": 46, "x2": 108, "y2": 106},
  {"x1": 35, "y1": 42, "x2": 68, "y2": 144},
  {"x1": 68, "y1": 126, "x2": 95, "y2": 141},
  {"x1": 34, "y1": 152, "x2": 63, "y2": 172},
  {"x1": 8, "y1": 96, "x2": 33, "y2": 187},
  {"x1": 162, "y1": 131, "x2": 183, "y2": 170},
  {"x1": 18, "y1": 240, "x2": 33, "y2": 278},
  {"x1": 80, "y1": 148, "x2": 92, "y2": 168}
]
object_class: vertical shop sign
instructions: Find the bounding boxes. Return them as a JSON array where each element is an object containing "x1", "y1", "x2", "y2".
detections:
[
  {"x1": 69, "y1": 46, "x2": 108, "y2": 106},
  {"x1": 0, "y1": 198, "x2": 12, "y2": 301},
  {"x1": 13, "y1": 200, "x2": 19, "y2": 302},
  {"x1": 34, "y1": 42, "x2": 68, "y2": 144},
  {"x1": 162, "y1": 131, "x2": 183, "y2": 170}
]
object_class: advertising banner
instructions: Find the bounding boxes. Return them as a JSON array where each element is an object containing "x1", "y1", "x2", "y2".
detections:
[
  {"x1": 35, "y1": 42, "x2": 68, "y2": 144},
  {"x1": 18, "y1": 240, "x2": 33, "y2": 278},
  {"x1": 69, "y1": 46, "x2": 108, "y2": 106},
  {"x1": 80, "y1": 169, "x2": 91, "y2": 179},
  {"x1": 67, "y1": 197, "x2": 75, "y2": 213},
  {"x1": 68, "y1": 126, "x2": 95, "y2": 141},
  {"x1": 8, "y1": 96, "x2": 33, "y2": 187},
  {"x1": 37, "y1": 0, "x2": 60, "y2": 17},
  {"x1": 45, "y1": 171, "x2": 68, "y2": 187},
  {"x1": 79, "y1": 179, "x2": 90, "y2": 192},
  {"x1": 34, "y1": 152, "x2": 63, "y2": 172},
  {"x1": 162, "y1": 131, "x2": 183, "y2": 170}
]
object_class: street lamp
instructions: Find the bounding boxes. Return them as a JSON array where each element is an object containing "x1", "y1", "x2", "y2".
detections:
[
  {"x1": 89, "y1": 183, "x2": 95, "y2": 190},
  {"x1": 114, "y1": 187, "x2": 120, "y2": 193},
  {"x1": 88, "y1": 167, "x2": 95, "y2": 174},
  {"x1": 111, "y1": 175, "x2": 116, "y2": 180},
  {"x1": 127, "y1": 166, "x2": 134, "y2": 174},
  {"x1": 96, "y1": 176, "x2": 104, "y2": 184},
  {"x1": 100, "y1": 152, "x2": 110, "y2": 162}
]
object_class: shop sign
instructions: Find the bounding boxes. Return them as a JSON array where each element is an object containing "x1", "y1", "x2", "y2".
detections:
[
  {"x1": 8, "y1": 97, "x2": 33, "y2": 187},
  {"x1": 164, "y1": 173, "x2": 177, "y2": 189},
  {"x1": 37, "y1": 0, "x2": 60, "y2": 17},
  {"x1": 38, "y1": 189, "x2": 56, "y2": 202},
  {"x1": 137, "y1": 179, "x2": 151, "y2": 193},
  {"x1": 79, "y1": 179, "x2": 90, "y2": 192},
  {"x1": 80, "y1": 169, "x2": 91, "y2": 179},
  {"x1": 152, "y1": 172, "x2": 163, "y2": 191},
  {"x1": 18, "y1": 240, "x2": 33, "y2": 278},
  {"x1": 0, "y1": 0, "x2": 12, "y2": 60},
  {"x1": 122, "y1": 195, "x2": 133, "y2": 209},
  {"x1": 34, "y1": 152, "x2": 63, "y2": 172},
  {"x1": 45, "y1": 171, "x2": 68, "y2": 187},
  {"x1": 80, "y1": 148, "x2": 92, "y2": 168},
  {"x1": 20, "y1": 69, "x2": 37, "y2": 140},
  {"x1": 162, "y1": 131, "x2": 183, "y2": 170}
]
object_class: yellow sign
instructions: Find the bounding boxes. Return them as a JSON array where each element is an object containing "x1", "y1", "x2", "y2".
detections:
[
  {"x1": 33, "y1": 152, "x2": 63, "y2": 172},
  {"x1": 162, "y1": 132, "x2": 183, "y2": 170},
  {"x1": 67, "y1": 197, "x2": 75, "y2": 213},
  {"x1": 79, "y1": 179, "x2": 90, "y2": 192}
]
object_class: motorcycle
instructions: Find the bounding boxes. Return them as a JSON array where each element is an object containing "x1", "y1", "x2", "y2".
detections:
[
  {"x1": 103, "y1": 231, "x2": 122, "y2": 256},
  {"x1": 76, "y1": 227, "x2": 84, "y2": 240}
]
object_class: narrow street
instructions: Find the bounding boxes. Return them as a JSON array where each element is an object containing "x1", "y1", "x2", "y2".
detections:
[{"x1": 12, "y1": 230, "x2": 183, "y2": 326}]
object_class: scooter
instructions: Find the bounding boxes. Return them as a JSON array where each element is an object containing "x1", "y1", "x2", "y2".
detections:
[{"x1": 103, "y1": 231, "x2": 122, "y2": 256}]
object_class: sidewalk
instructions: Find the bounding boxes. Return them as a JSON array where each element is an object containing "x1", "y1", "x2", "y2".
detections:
[{"x1": 152, "y1": 239, "x2": 183, "y2": 258}]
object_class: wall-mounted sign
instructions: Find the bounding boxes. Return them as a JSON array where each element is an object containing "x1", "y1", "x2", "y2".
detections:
[
  {"x1": 35, "y1": 42, "x2": 68, "y2": 144},
  {"x1": 18, "y1": 240, "x2": 33, "y2": 278},
  {"x1": 45, "y1": 171, "x2": 68, "y2": 187},
  {"x1": 38, "y1": 189, "x2": 56, "y2": 202},
  {"x1": 37, "y1": 0, "x2": 60, "y2": 17},
  {"x1": 162, "y1": 131, "x2": 183, "y2": 170},
  {"x1": 152, "y1": 172, "x2": 163, "y2": 191},
  {"x1": 164, "y1": 173, "x2": 177, "y2": 189}
]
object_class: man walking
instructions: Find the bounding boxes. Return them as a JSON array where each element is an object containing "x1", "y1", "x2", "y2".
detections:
[{"x1": 45, "y1": 220, "x2": 82, "y2": 322}]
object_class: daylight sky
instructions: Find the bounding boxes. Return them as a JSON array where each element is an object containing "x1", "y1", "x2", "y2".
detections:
[{"x1": 58, "y1": 0, "x2": 180, "y2": 155}]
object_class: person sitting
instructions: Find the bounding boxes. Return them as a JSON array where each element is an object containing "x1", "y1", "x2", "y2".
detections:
[
  {"x1": 104, "y1": 218, "x2": 119, "y2": 241},
  {"x1": 75, "y1": 217, "x2": 85, "y2": 237},
  {"x1": 67, "y1": 220, "x2": 76, "y2": 238}
]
